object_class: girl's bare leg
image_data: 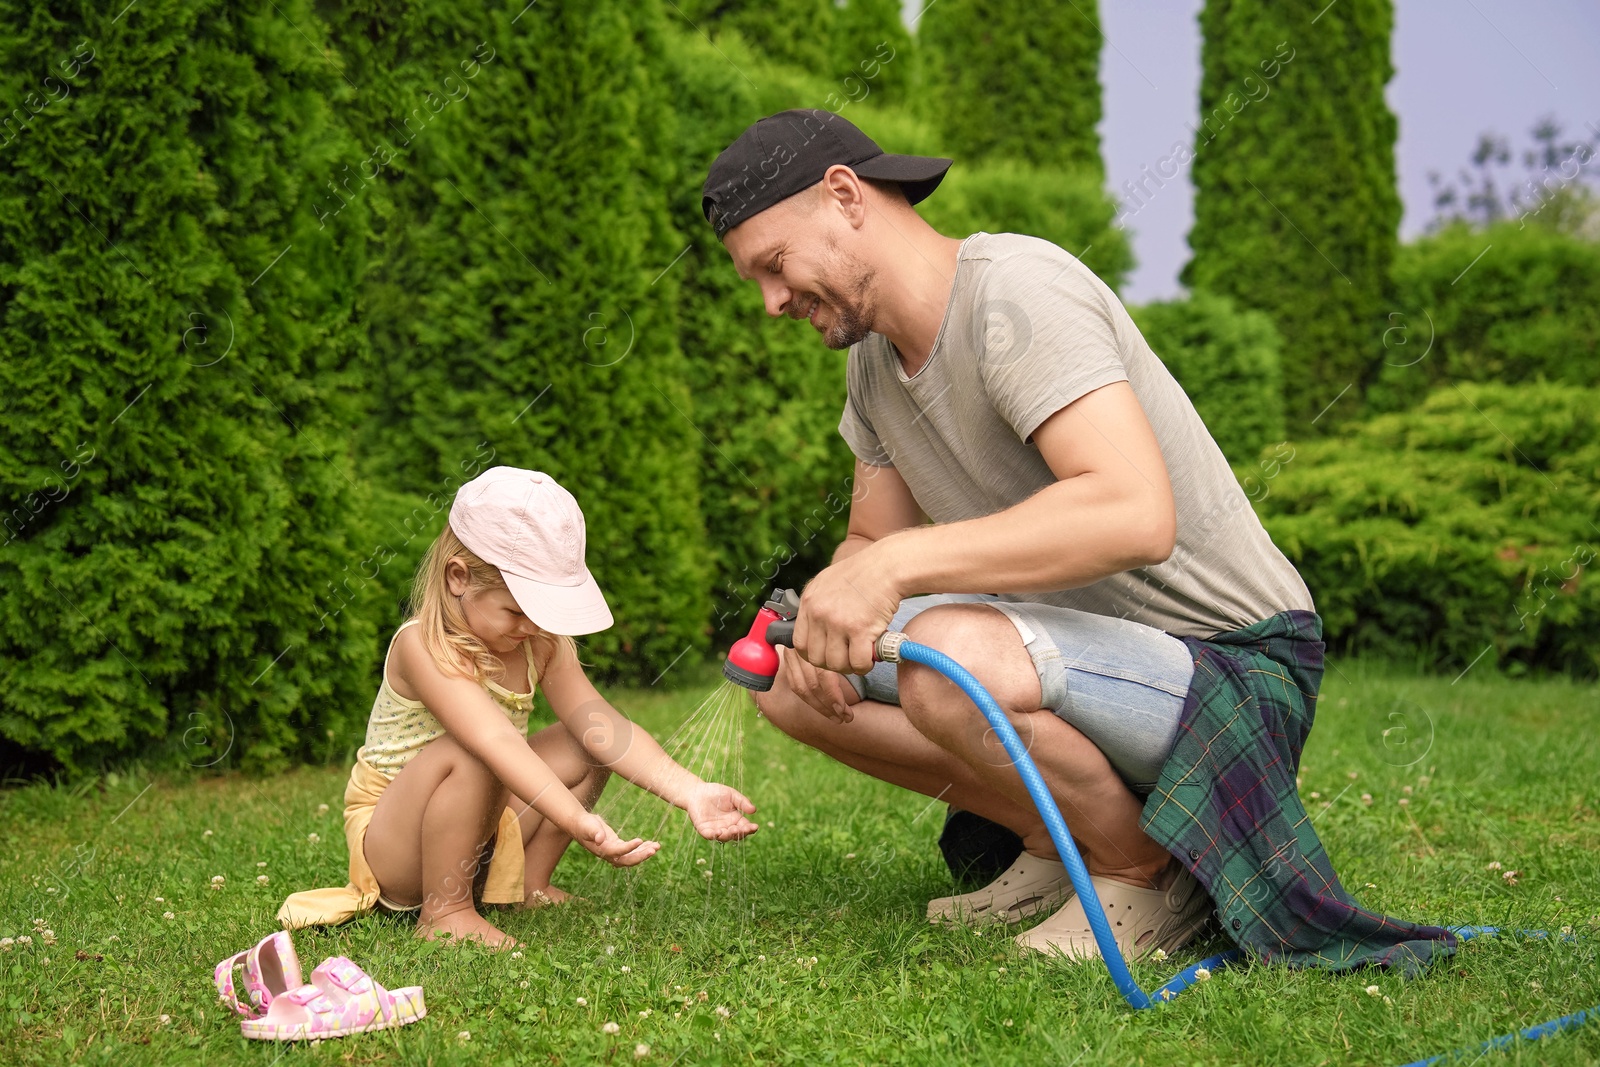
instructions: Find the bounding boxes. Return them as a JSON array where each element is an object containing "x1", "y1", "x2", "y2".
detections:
[
  {"x1": 363, "y1": 733, "x2": 515, "y2": 947},
  {"x1": 506, "y1": 723, "x2": 611, "y2": 905}
]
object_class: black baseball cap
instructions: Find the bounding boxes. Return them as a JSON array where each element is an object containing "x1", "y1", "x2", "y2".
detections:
[{"x1": 701, "y1": 108, "x2": 953, "y2": 240}]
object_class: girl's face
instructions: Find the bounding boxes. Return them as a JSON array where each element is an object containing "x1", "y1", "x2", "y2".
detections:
[{"x1": 446, "y1": 559, "x2": 542, "y2": 654}]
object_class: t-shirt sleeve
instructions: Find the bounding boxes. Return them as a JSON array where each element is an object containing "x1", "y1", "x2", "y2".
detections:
[
  {"x1": 977, "y1": 255, "x2": 1130, "y2": 444},
  {"x1": 837, "y1": 344, "x2": 895, "y2": 467}
]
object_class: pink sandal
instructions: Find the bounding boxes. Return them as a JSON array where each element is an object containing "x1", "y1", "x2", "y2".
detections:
[
  {"x1": 239, "y1": 956, "x2": 426, "y2": 1041},
  {"x1": 214, "y1": 931, "x2": 303, "y2": 1017}
]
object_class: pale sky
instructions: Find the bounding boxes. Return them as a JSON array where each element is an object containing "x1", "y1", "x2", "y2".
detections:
[{"x1": 904, "y1": 0, "x2": 1600, "y2": 302}]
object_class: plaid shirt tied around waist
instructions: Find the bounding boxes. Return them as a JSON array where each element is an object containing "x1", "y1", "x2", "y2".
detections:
[{"x1": 1139, "y1": 610, "x2": 1459, "y2": 978}]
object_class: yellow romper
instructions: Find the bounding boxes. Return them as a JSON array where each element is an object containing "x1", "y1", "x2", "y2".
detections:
[{"x1": 277, "y1": 619, "x2": 541, "y2": 929}]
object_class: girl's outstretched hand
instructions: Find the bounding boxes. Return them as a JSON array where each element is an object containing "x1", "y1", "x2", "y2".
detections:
[
  {"x1": 574, "y1": 813, "x2": 659, "y2": 867},
  {"x1": 684, "y1": 782, "x2": 759, "y2": 842}
]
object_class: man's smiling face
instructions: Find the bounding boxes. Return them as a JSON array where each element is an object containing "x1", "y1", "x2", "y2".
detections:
[{"x1": 723, "y1": 187, "x2": 879, "y2": 352}]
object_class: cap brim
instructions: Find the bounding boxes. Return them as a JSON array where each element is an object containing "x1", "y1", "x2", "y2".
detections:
[
  {"x1": 502, "y1": 570, "x2": 615, "y2": 636},
  {"x1": 850, "y1": 153, "x2": 953, "y2": 205}
]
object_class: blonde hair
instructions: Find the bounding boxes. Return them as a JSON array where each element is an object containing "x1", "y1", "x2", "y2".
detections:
[{"x1": 409, "y1": 523, "x2": 580, "y2": 687}]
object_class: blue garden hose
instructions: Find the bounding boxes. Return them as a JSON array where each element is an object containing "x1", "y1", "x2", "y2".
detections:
[{"x1": 884, "y1": 634, "x2": 1598, "y2": 1062}]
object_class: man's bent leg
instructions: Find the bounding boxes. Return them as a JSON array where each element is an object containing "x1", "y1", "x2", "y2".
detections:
[
  {"x1": 752, "y1": 664, "x2": 1052, "y2": 854},
  {"x1": 895, "y1": 603, "x2": 1179, "y2": 891}
]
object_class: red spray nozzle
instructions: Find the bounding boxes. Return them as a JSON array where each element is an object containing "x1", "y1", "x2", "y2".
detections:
[{"x1": 723, "y1": 589, "x2": 800, "y2": 691}]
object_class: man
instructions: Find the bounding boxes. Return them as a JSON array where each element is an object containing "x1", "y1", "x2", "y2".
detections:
[{"x1": 700, "y1": 109, "x2": 1457, "y2": 973}]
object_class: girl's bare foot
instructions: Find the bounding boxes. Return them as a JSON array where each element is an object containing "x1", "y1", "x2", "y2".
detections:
[
  {"x1": 522, "y1": 883, "x2": 581, "y2": 908},
  {"x1": 417, "y1": 907, "x2": 519, "y2": 948}
]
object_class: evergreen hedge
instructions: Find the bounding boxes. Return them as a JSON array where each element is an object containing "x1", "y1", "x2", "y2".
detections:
[
  {"x1": 1131, "y1": 291, "x2": 1285, "y2": 465},
  {"x1": 1183, "y1": 0, "x2": 1400, "y2": 427},
  {"x1": 1368, "y1": 220, "x2": 1600, "y2": 412}
]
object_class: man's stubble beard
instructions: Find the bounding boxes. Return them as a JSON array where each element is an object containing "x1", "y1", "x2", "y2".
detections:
[{"x1": 815, "y1": 243, "x2": 878, "y2": 351}]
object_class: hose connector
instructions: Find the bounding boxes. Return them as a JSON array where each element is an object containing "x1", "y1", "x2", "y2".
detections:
[{"x1": 875, "y1": 630, "x2": 907, "y2": 663}]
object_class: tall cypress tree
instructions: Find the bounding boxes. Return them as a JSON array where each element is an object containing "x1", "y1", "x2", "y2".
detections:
[
  {"x1": 1181, "y1": 0, "x2": 1400, "y2": 427},
  {"x1": 916, "y1": 0, "x2": 1106, "y2": 180},
  {"x1": 0, "y1": 0, "x2": 379, "y2": 770}
]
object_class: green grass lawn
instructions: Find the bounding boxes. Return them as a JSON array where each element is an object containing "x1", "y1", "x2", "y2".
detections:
[{"x1": 2, "y1": 657, "x2": 1598, "y2": 1066}]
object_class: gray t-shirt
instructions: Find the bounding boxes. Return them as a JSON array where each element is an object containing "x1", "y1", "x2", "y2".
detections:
[{"x1": 838, "y1": 230, "x2": 1313, "y2": 639}]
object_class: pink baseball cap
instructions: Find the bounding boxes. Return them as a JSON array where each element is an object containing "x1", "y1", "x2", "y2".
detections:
[{"x1": 448, "y1": 466, "x2": 614, "y2": 635}]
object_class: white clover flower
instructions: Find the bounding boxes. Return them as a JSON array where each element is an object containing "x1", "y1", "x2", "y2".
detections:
[
  {"x1": 1398, "y1": 798, "x2": 1410, "y2": 807},
  {"x1": 998, "y1": 966, "x2": 1007, "y2": 973},
  {"x1": 1194, "y1": 967, "x2": 1211, "y2": 981},
  {"x1": 257, "y1": 861, "x2": 267, "y2": 868},
  {"x1": 158, "y1": 1014, "x2": 171, "y2": 1024},
  {"x1": 46, "y1": 887, "x2": 57, "y2": 894},
  {"x1": 620, "y1": 965, "x2": 631, "y2": 973},
  {"x1": 714, "y1": 1005, "x2": 730, "y2": 1018},
  {"x1": 1402, "y1": 785, "x2": 1413, "y2": 795},
  {"x1": 605, "y1": 945, "x2": 615, "y2": 955},
  {"x1": 18, "y1": 935, "x2": 32, "y2": 945},
  {"x1": 696, "y1": 858, "x2": 706, "y2": 866},
  {"x1": 766, "y1": 821, "x2": 774, "y2": 828},
  {"x1": 257, "y1": 875, "x2": 269, "y2": 885},
  {"x1": 576, "y1": 997, "x2": 587, "y2": 1007},
  {"x1": 1365, "y1": 985, "x2": 1381, "y2": 997},
  {"x1": 457, "y1": 1030, "x2": 471, "y2": 1043},
  {"x1": 1486, "y1": 861, "x2": 1503, "y2": 871},
  {"x1": 1004, "y1": 1018, "x2": 1013, "y2": 1027},
  {"x1": 510, "y1": 950, "x2": 523, "y2": 959},
  {"x1": 845, "y1": 853, "x2": 856, "y2": 860},
  {"x1": 163, "y1": 912, "x2": 175, "y2": 921},
  {"x1": 1347, "y1": 771, "x2": 1359, "y2": 780},
  {"x1": 1364, "y1": 882, "x2": 1377, "y2": 889},
  {"x1": 638, "y1": 1009, "x2": 652, "y2": 1018},
  {"x1": 203, "y1": 830, "x2": 213, "y2": 838},
  {"x1": 0, "y1": 939, "x2": 13, "y2": 951},
  {"x1": 40, "y1": 957, "x2": 49, "y2": 965},
  {"x1": 634, "y1": 1043, "x2": 650, "y2": 1059},
  {"x1": 1150, "y1": 949, "x2": 1167, "y2": 962},
  {"x1": 211, "y1": 875, "x2": 225, "y2": 884},
  {"x1": 697, "y1": 991, "x2": 708, "y2": 1002},
  {"x1": 317, "y1": 803, "x2": 330, "y2": 814},
  {"x1": 1361, "y1": 793, "x2": 1373, "y2": 806},
  {"x1": 602, "y1": 1021, "x2": 620, "y2": 1035},
  {"x1": 703, "y1": 870, "x2": 713, "y2": 879},
  {"x1": 757, "y1": 955, "x2": 765, "y2": 962},
  {"x1": 153, "y1": 896, "x2": 163, "y2": 902},
  {"x1": 1502, "y1": 870, "x2": 1520, "y2": 886},
  {"x1": 41, "y1": 930, "x2": 56, "y2": 945},
  {"x1": 307, "y1": 833, "x2": 320, "y2": 844}
]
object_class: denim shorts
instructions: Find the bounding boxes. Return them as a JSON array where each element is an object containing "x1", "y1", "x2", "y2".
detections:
[{"x1": 844, "y1": 593, "x2": 1196, "y2": 792}]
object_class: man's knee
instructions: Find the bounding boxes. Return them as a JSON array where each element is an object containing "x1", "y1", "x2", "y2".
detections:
[{"x1": 900, "y1": 604, "x2": 1043, "y2": 737}]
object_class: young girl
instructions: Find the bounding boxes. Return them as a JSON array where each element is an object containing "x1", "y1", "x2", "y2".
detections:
[{"x1": 279, "y1": 466, "x2": 758, "y2": 947}]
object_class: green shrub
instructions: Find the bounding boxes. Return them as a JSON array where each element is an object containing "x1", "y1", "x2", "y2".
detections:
[
  {"x1": 1131, "y1": 290, "x2": 1285, "y2": 464},
  {"x1": 1249, "y1": 382, "x2": 1600, "y2": 676},
  {"x1": 1368, "y1": 220, "x2": 1600, "y2": 411},
  {"x1": 0, "y1": 0, "x2": 380, "y2": 772}
]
